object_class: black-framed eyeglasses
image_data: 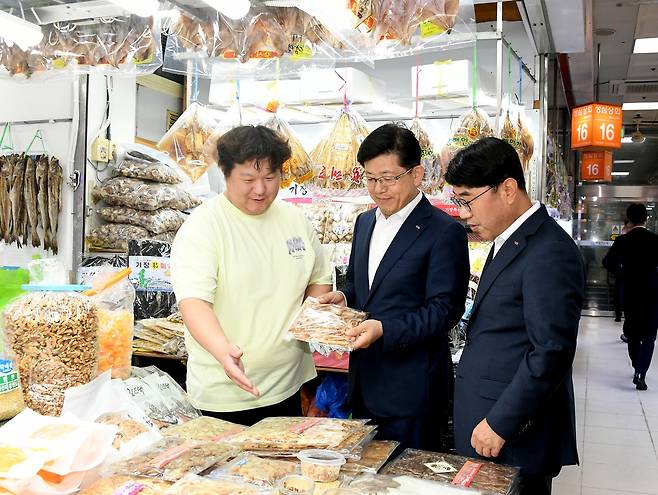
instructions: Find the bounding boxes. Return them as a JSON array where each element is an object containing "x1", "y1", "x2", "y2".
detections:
[
  {"x1": 364, "y1": 167, "x2": 415, "y2": 187},
  {"x1": 450, "y1": 186, "x2": 494, "y2": 212}
]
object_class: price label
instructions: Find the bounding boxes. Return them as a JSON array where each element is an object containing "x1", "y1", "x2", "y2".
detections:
[
  {"x1": 129, "y1": 256, "x2": 172, "y2": 292},
  {"x1": 572, "y1": 102, "x2": 622, "y2": 150},
  {"x1": 290, "y1": 42, "x2": 313, "y2": 60},
  {"x1": 581, "y1": 151, "x2": 612, "y2": 182},
  {"x1": 420, "y1": 20, "x2": 446, "y2": 38}
]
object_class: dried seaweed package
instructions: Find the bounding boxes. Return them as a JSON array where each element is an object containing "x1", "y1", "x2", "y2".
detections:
[
  {"x1": 264, "y1": 103, "x2": 313, "y2": 188},
  {"x1": 157, "y1": 102, "x2": 222, "y2": 182},
  {"x1": 440, "y1": 108, "x2": 494, "y2": 186},
  {"x1": 311, "y1": 109, "x2": 370, "y2": 193},
  {"x1": 128, "y1": 239, "x2": 177, "y2": 320},
  {"x1": 410, "y1": 117, "x2": 442, "y2": 195}
]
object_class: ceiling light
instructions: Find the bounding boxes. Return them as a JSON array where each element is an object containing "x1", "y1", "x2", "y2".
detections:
[
  {"x1": 613, "y1": 159, "x2": 635, "y2": 164},
  {"x1": 633, "y1": 37, "x2": 658, "y2": 54},
  {"x1": 0, "y1": 10, "x2": 43, "y2": 50},
  {"x1": 622, "y1": 102, "x2": 658, "y2": 110},
  {"x1": 107, "y1": 0, "x2": 160, "y2": 17},
  {"x1": 611, "y1": 171, "x2": 630, "y2": 176},
  {"x1": 200, "y1": 0, "x2": 251, "y2": 20}
]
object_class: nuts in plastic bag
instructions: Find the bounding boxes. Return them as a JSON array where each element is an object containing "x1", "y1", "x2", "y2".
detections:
[
  {"x1": 99, "y1": 206, "x2": 187, "y2": 235},
  {"x1": 116, "y1": 159, "x2": 182, "y2": 184},
  {"x1": 3, "y1": 289, "x2": 99, "y2": 416},
  {"x1": 88, "y1": 224, "x2": 150, "y2": 251},
  {"x1": 92, "y1": 177, "x2": 202, "y2": 211},
  {"x1": 157, "y1": 102, "x2": 222, "y2": 182}
]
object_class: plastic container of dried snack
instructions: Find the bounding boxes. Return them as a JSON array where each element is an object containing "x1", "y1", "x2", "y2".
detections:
[
  {"x1": 297, "y1": 450, "x2": 346, "y2": 482},
  {"x1": 276, "y1": 474, "x2": 315, "y2": 495}
]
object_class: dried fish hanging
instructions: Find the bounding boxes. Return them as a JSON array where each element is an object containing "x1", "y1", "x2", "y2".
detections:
[
  {"x1": 499, "y1": 46, "x2": 524, "y2": 165},
  {"x1": 439, "y1": 43, "x2": 494, "y2": 186}
]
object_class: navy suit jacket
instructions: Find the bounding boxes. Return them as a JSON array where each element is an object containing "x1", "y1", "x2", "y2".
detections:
[
  {"x1": 454, "y1": 205, "x2": 585, "y2": 475},
  {"x1": 343, "y1": 195, "x2": 470, "y2": 418}
]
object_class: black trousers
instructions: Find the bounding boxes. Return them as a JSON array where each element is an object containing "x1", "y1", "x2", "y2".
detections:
[
  {"x1": 517, "y1": 472, "x2": 554, "y2": 495},
  {"x1": 624, "y1": 311, "x2": 658, "y2": 375},
  {"x1": 200, "y1": 391, "x2": 302, "y2": 426}
]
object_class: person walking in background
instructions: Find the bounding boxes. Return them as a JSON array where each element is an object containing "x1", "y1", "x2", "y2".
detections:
[
  {"x1": 603, "y1": 203, "x2": 658, "y2": 390},
  {"x1": 446, "y1": 137, "x2": 585, "y2": 495}
]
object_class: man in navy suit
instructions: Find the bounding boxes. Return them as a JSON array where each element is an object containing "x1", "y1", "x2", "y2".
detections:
[
  {"x1": 446, "y1": 138, "x2": 585, "y2": 495},
  {"x1": 319, "y1": 123, "x2": 470, "y2": 451}
]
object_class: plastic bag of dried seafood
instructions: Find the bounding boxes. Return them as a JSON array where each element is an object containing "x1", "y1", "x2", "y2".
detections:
[
  {"x1": 310, "y1": 108, "x2": 370, "y2": 194},
  {"x1": 92, "y1": 177, "x2": 202, "y2": 211},
  {"x1": 409, "y1": 117, "x2": 442, "y2": 195},
  {"x1": 88, "y1": 223, "x2": 150, "y2": 252},
  {"x1": 116, "y1": 157, "x2": 182, "y2": 184},
  {"x1": 99, "y1": 206, "x2": 187, "y2": 235},
  {"x1": 2, "y1": 285, "x2": 99, "y2": 416},
  {"x1": 264, "y1": 102, "x2": 314, "y2": 189},
  {"x1": 157, "y1": 102, "x2": 222, "y2": 182}
]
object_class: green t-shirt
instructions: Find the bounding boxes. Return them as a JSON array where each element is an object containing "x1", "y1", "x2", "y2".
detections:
[{"x1": 171, "y1": 194, "x2": 332, "y2": 412}]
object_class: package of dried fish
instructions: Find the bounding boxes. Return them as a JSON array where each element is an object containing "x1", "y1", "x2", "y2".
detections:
[
  {"x1": 311, "y1": 109, "x2": 370, "y2": 193},
  {"x1": 110, "y1": 437, "x2": 237, "y2": 482},
  {"x1": 3, "y1": 288, "x2": 99, "y2": 416},
  {"x1": 95, "y1": 412, "x2": 151, "y2": 450},
  {"x1": 440, "y1": 108, "x2": 494, "y2": 186},
  {"x1": 286, "y1": 296, "x2": 367, "y2": 352},
  {"x1": 297, "y1": 203, "x2": 329, "y2": 243},
  {"x1": 343, "y1": 440, "x2": 399, "y2": 475},
  {"x1": 123, "y1": 375, "x2": 179, "y2": 429},
  {"x1": 409, "y1": 117, "x2": 442, "y2": 195},
  {"x1": 165, "y1": 474, "x2": 274, "y2": 495},
  {"x1": 381, "y1": 449, "x2": 520, "y2": 494},
  {"x1": 210, "y1": 453, "x2": 298, "y2": 487},
  {"x1": 92, "y1": 177, "x2": 202, "y2": 211},
  {"x1": 225, "y1": 417, "x2": 376, "y2": 456},
  {"x1": 135, "y1": 366, "x2": 201, "y2": 424},
  {"x1": 79, "y1": 475, "x2": 172, "y2": 495},
  {"x1": 516, "y1": 113, "x2": 534, "y2": 172},
  {"x1": 134, "y1": 317, "x2": 186, "y2": 356},
  {"x1": 163, "y1": 416, "x2": 245, "y2": 442},
  {"x1": 88, "y1": 223, "x2": 150, "y2": 251},
  {"x1": 157, "y1": 102, "x2": 221, "y2": 182},
  {"x1": 322, "y1": 203, "x2": 368, "y2": 244},
  {"x1": 221, "y1": 5, "x2": 289, "y2": 63},
  {"x1": 117, "y1": 158, "x2": 182, "y2": 184},
  {"x1": 263, "y1": 104, "x2": 313, "y2": 189},
  {"x1": 99, "y1": 206, "x2": 187, "y2": 235}
]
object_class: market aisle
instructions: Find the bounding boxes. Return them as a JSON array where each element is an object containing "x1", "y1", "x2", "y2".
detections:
[{"x1": 553, "y1": 316, "x2": 658, "y2": 495}]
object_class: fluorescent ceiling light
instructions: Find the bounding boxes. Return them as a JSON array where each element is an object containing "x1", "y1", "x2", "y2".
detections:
[
  {"x1": 633, "y1": 37, "x2": 658, "y2": 54},
  {"x1": 622, "y1": 102, "x2": 658, "y2": 111},
  {"x1": 613, "y1": 159, "x2": 635, "y2": 164},
  {"x1": 612, "y1": 171, "x2": 630, "y2": 176},
  {"x1": 107, "y1": 0, "x2": 160, "y2": 17},
  {"x1": 0, "y1": 10, "x2": 43, "y2": 50},
  {"x1": 200, "y1": 0, "x2": 251, "y2": 20}
]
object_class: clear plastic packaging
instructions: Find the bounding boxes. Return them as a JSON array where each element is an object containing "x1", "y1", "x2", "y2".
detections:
[
  {"x1": 111, "y1": 437, "x2": 237, "y2": 482},
  {"x1": 116, "y1": 158, "x2": 182, "y2": 184},
  {"x1": 78, "y1": 475, "x2": 172, "y2": 495},
  {"x1": 439, "y1": 108, "x2": 494, "y2": 186},
  {"x1": 128, "y1": 239, "x2": 177, "y2": 320},
  {"x1": 137, "y1": 366, "x2": 201, "y2": 424},
  {"x1": 162, "y1": 416, "x2": 245, "y2": 442},
  {"x1": 286, "y1": 297, "x2": 368, "y2": 352},
  {"x1": 92, "y1": 177, "x2": 202, "y2": 211},
  {"x1": 95, "y1": 411, "x2": 151, "y2": 450},
  {"x1": 517, "y1": 112, "x2": 534, "y2": 173},
  {"x1": 123, "y1": 375, "x2": 179, "y2": 429},
  {"x1": 211, "y1": 453, "x2": 298, "y2": 486},
  {"x1": 133, "y1": 317, "x2": 186, "y2": 357},
  {"x1": 343, "y1": 440, "x2": 399, "y2": 475},
  {"x1": 297, "y1": 449, "x2": 346, "y2": 482},
  {"x1": 410, "y1": 117, "x2": 442, "y2": 195},
  {"x1": 310, "y1": 109, "x2": 370, "y2": 194},
  {"x1": 99, "y1": 206, "x2": 187, "y2": 235},
  {"x1": 3, "y1": 288, "x2": 98, "y2": 416},
  {"x1": 157, "y1": 102, "x2": 222, "y2": 182},
  {"x1": 88, "y1": 223, "x2": 150, "y2": 251},
  {"x1": 276, "y1": 474, "x2": 315, "y2": 495},
  {"x1": 322, "y1": 203, "x2": 368, "y2": 244},
  {"x1": 166, "y1": 474, "x2": 274, "y2": 495}
]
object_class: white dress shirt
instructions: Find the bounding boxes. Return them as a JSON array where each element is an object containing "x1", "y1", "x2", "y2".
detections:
[
  {"x1": 368, "y1": 192, "x2": 424, "y2": 288},
  {"x1": 492, "y1": 201, "x2": 541, "y2": 258}
]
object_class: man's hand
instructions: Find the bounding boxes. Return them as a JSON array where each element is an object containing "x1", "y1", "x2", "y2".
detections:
[
  {"x1": 317, "y1": 291, "x2": 347, "y2": 306},
  {"x1": 471, "y1": 418, "x2": 505, "y2": 458},
  {"x1": 218, "y1": 343, "x2": 259, "y2": 397},
  {"x1": 347, "y1": 319, "x2": 383, "y2": 350}
]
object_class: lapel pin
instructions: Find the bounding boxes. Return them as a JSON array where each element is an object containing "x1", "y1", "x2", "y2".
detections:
[
  {"x1": 514, "y1": 241, "x2": 519, "y2": 245},
  {"x1": 416, "y1": 225, "x2": 420, "y2": 229}
]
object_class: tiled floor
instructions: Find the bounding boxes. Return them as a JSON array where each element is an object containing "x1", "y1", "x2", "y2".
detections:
[{"x1": 553, "y1": 316, "x2": 658, "y2": 495}]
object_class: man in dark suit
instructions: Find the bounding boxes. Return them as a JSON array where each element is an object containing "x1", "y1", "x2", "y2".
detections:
[
  {"x1": 319, "y1": 123, "x2": 470, "y2": 451},
  {"x1": 446, "y1": 138, "x2": 585, "y2": 495},
  {"x1": 603, "y1": 203, "x2": 658, "y2": 390}
]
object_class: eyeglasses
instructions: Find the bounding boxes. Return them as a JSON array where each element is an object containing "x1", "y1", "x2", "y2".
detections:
[
  {"x1": 364, "y1": 167, "x2": 415, "y2": 187},
  {"x1": 450, "y1": 186, "x2": 494, "y2": 212}
]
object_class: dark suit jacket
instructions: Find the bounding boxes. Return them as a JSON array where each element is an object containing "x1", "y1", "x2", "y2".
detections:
[
  {"x1": 453, "y1": 205, "x2": 585, "y2": 476},
  {"x1": 602, "y1": 227, "x2": 658, "y2": 326},
  {"x1": 343, "y1": 195, "x2": 470, "y2": 418}
]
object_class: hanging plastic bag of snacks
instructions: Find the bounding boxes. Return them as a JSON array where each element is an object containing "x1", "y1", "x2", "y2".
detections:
[{"x1": 409, "y1": 117, "x2": 442, "y2": 195}]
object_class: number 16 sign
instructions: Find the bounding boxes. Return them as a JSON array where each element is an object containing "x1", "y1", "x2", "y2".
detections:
[
  {"x1": 581, "y1": 151, "x2": 612, "y2": 182},
  {"x1": 571, "y1": 103, "x2": 622, "y2": 150}
]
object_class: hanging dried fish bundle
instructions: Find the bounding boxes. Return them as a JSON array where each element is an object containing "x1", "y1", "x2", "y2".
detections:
[
  {"x1": 517, "y1": 113, "x2": 534, "y2": 172},
  {"x1": 409, "y1": 117, "x2": 442, "y2": 195}
]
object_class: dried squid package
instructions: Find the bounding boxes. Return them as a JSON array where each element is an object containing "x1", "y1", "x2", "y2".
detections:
[
  {"x1": 157, "y1": 102, "x2": 222, "y2": 182},
  {"x1": 440, "y1": 108, "x2": 494, "y2": 185},
  {"x1": 311, "y1": 109, "x2": 370, "y2": 194},
  {"x1": 409, "y1": 117, "x2": 442, "y2": 195},
  {"x1": 264, "y1": 103, "x2": 313, "y2": 188}
]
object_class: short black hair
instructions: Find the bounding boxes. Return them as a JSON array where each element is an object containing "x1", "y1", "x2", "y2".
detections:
[
  {"x1": 446, "y1": 137, "x2": 526, "y2": 191},
  {"x1": 357, "y1": 123, "x2": 421, "y2": 170},
  {"x1": 217, "y1": 125, "x2": 291, "y2": 176},
  {"x1": 626, "y1": 203, "x2": 647, "y2": 225}
]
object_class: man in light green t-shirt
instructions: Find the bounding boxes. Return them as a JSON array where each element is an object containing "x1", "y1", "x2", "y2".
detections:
[{"x1": 171, "y1": 125, "x2": 332, "y2": 425}]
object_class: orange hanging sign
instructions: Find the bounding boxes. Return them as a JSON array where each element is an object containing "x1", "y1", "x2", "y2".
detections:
[
  {"x1": 581, "y1": 151, "x2": 613, "y2": 182},
  {"x1": 571, "y1": 103, "x2": 622, "y2": 150}
]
